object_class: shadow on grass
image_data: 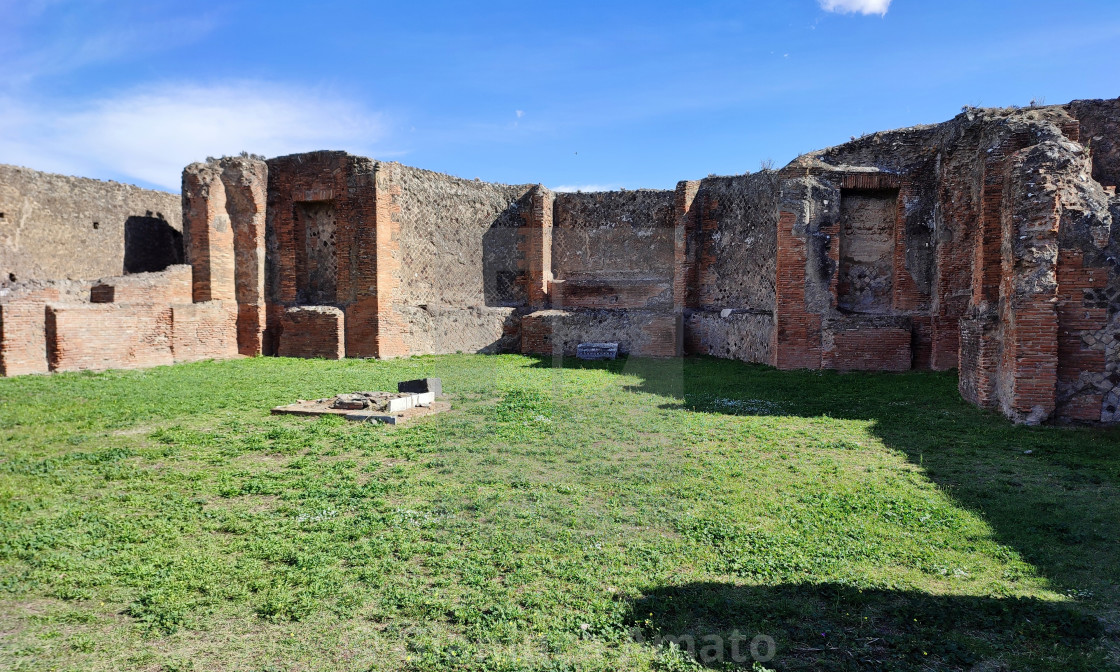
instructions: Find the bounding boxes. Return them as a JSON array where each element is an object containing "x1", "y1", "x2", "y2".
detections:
[
  {"x1": 626, "y1": 581, "x2": 1104, "y2": 670},
  {"x1": 529, "y1": 354, "x2": 1120, "y2": 667}
]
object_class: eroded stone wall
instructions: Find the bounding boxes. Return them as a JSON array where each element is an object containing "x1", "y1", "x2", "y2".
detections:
[
  {"x1": 681, "y1": 173, "x2": 779, "y2": 364},
  {"x1": 775, "y1": 102, "x2": 1117, "y2": 422},
  {"x1": 388, "y1": 165, "x2": 535, "y2": 355},
  {"x1": 7, "y1": 97, "x2": 1120, "y2": 426},
  {"x1": 552, "y1": 190, "x2": 675, "y2": 310},
  {"x1": 0, "y1": 165, "x2": 182, "y2": 287}
]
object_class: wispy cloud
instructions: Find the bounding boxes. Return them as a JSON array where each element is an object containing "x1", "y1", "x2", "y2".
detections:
[
  {"x1": 818, "y1": 0, "x2": 892, "y2": 16},
  {"x1": 0, "y1": 2, "x2": 219, "y2": 87},
  {"x1": 0, "y1": 82, "x2": 389, "y2": 190}
]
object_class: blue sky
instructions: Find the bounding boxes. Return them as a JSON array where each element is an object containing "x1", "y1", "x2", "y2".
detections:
[{"x1": 1, "y1": 0, "x2": 1118, "y2": 192}]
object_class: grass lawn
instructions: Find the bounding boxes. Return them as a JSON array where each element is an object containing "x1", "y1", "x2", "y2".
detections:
[{"x1": 0, "y1": 354, "x2": 1118, "y2": 671}]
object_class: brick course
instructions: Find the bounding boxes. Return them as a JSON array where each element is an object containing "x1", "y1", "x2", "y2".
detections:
[
  {"x1": 172, "y1": 300, "x2": 239, "y2": 363},
  {"x1": 89, "y1": 265, "x2": 192, "y2": 305},
  {"x1": 47, "y1": 303, "x2": 175, "y2": 373},
  {"x1": 277, "y1": 306, "x2": 345, "y2": 360},
  {"x1": 0, "y1": 288, "x2": 60, "y2": 376}
]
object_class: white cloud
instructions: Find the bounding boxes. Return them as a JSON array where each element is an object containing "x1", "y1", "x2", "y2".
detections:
[
  {"x1": 818, "y1": 0, "x2": 892, "y2": 15},
  {"x1": 0, "y1": 82, "x2": 387, "y2": 190},
  {"x1": 551, "y1": 184, "x2": 619, "y2": 193}
]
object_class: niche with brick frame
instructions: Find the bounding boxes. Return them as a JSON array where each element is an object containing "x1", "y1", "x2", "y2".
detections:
[
  {"x1": 836, "y1": 187, "x2": 900, "y2": 314},
  {"x1": 295, "y1": 200, "x2": 338, "y2": 305}
]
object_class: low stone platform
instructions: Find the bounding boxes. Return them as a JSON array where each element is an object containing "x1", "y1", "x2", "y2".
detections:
[{"x1": 271, "y1": 394, "x2": 451, "y2": 425}]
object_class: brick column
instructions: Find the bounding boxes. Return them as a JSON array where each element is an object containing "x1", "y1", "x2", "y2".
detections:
[
  {"x1": 520, "y1": 185, "x2": 554, "y2": 309},
  {"x1": 182, "y1": 164, "x2": 236, "y2": 303},
  {"x1": 995, "y1": 146, "x2": 1062, "y2": 423},
  {"x1": 673, "y1": 180, "x2": 700, "y2": 356},
  {"x1": 372, "y1": 162, "x2": 408, "y2": 358},
  {"x1": 773, "y1": 207, "x2": 822, "y2": 369},
  {"x1": 221, "y1": 159, "x2": 268, "y2": 355}
]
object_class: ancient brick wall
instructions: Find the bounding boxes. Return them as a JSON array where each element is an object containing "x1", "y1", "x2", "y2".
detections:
[
  {"x1": 46, "y1": 303, "x2": 175, "y2": 373},
  {"x1": 774, "y1": 103, "x2": 1118, "y2": 423},
  {"x1": 684, "y1": 311, "x2": 773, "y2": 364},
  {"x1": 521, "y1": 186, "x2": 554, "y2": 309},
  {"x1": 40, "y1": 293, "x2": 240, "y2": 374},
  {"x1": 540, "y1": 190, "x2": 682, "y2": 356},
  {"x1": 0, "y1": 165, "x2": 182, "y2": 287},
  {"x1": 184, "y1": 157, "x2": 268, "y2": 355},
  {"x1": 0, "y1": 287, "x2": 61, "y2": 376},
  {"x1": 7, "y1": 98, "x2": 1119, "y2": 426},
  {"x1": 394, "y1": 165, "x2": 534, "y2": 307},
  {"x1": 90, "y1": 265, "x2": 192, "y2": 305},
  {"x1": 0, "y1": 265, "x2": 226, "y2": 376},
  {"x1": 277, "y1": 306, "x2": 345, "y2": 360},
  {"x1": 172, "y1": 301, "x2": 239, "y2": 363},
  {"x1": 264, "y1": 152, "x2": 377, "y2": 357},
  {"x1": 958, "y1": 313, "x2": 999, "y2": 408},
  {"x1": 772, "y1": 179, "x2": 834, "y2": 370},
  {"x1": 691, "y1": 174, "x2": 779, "y2": 311},
  {"x1": 822, "y1": 316, "x2": 912, "y2": 371},
  {"x1": 1068, "y1": 98, "x2": 1120, "y2": 190},
  {"x1": 370, "y1": 162, "x2": 403, "y2": 358},
  {"x1": 399, "y1": 306, "x2": 522, "y2": 355},
  {"x1": 223, "y1": 159, "x2": 269, "y2": 356}
]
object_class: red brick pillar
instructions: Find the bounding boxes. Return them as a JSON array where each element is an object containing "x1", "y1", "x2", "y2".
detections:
[
  {"x1": 521, "y1": 185, "x2": 554, "y2": 309},
  {"x1": 182, "y1": 163, "x2": 236, "y2": 303},
  {"x1": 994, "y1": 146, "x2": 1062, "y2": 423},
  {"x1": 773, "y1": 178, "x2": 826, "y2": 370},
  {"x1": 372, "y1": 162, "x2": 408, "y2": 358},
  {"x1": 221, "y1": 159, "x2": 268, "y2": 355},
  {"x1": 673, "y1": 180, "x2": 700, "y2": 356}
]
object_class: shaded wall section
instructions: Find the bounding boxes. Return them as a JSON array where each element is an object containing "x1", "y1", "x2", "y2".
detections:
[
  {"x1": 683, "y1": 174, "x2": 779, "y2": 364},
  {"x1": 552, "y1": 190, "x2": 676, "y2": 310}
]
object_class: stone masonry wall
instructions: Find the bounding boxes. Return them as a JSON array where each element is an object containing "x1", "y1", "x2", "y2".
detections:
[
  {"x1": 0, "y1": 164, "x2": 182, "y2": 287},
  {"x1": 681, "y1": 173, "x2": 780, "y2": 364},
  {"x1": 552, "y1": 190, "x2": 676, "y2": 310},
  {"x1": 386, "y1": 164, "x2": 535, "y2": 356},
  {"x1": 47, "y1": 303, "x2": 175, "y2": 373},
  {"x1": 0, "y1": 287, "x2": 61, "y2": 376},
  {"x1": 6, "y1": 97, "x2": 1119, "y2": 426},
  {"x1": 521, "y1": 309, "x2": 678, "y2": 358},
  {"x1": 394, "y1": 165, "x2": 534, "y2": 308},
  {"x1": 1068, "y1": 98, "x2": 1120, "y2": 190},
  {"x1": 691, "y1": 174, "x2": 779, "y2": 311},
  {"x1": 264, "y1": 152, "x2": 377, "y2": 358},
  {"x1": 172, "y1": 301, "x2": 239, "y2": 363},
  {"x1": 277, "y1": 306, "x2": 345, "y2": 360},
  {"x1": 90, "y1": 265, "x2": 192, "y2": 305}
]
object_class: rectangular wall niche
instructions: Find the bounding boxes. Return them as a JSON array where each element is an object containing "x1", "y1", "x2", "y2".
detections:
[
  {"x1": 295, "y1": 201, "x2": 338, "y2": 305},
  {"x1": 837, "y1": 188, "x2": 899, "y2": 314}
]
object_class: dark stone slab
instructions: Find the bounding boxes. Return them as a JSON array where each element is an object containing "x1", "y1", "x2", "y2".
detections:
[
  {"x1": 398, "y1": 377, "x2": 442, "y2": 397},
  {"x1": 577, "y1": 342, "x2": 618, "y2": 360}
]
